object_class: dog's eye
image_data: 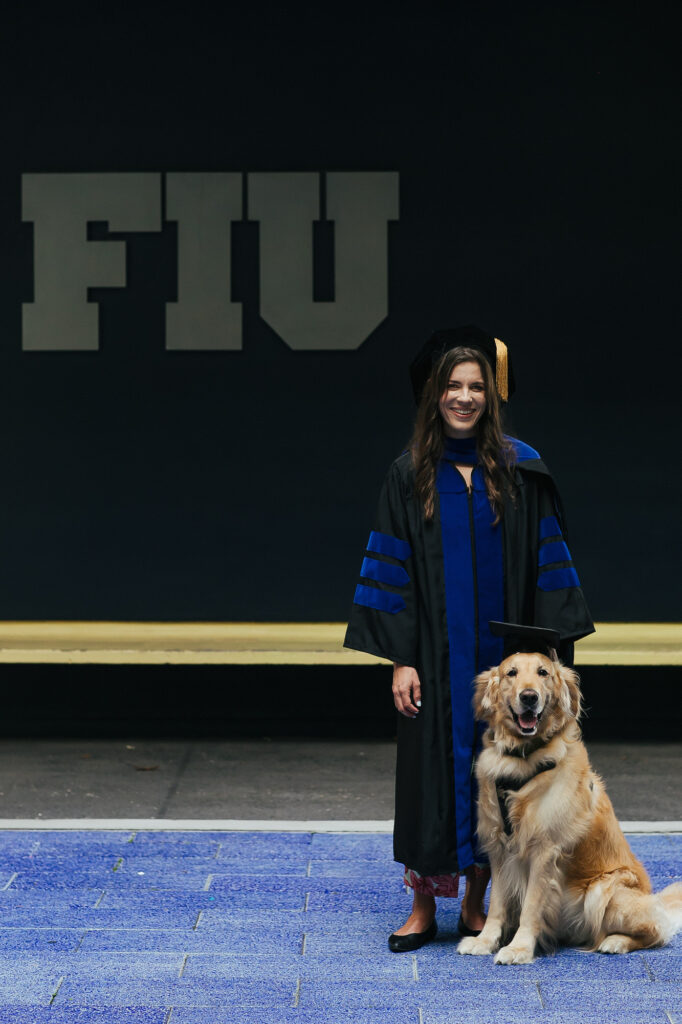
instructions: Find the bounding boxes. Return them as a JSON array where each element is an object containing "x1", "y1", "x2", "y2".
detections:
[
  {"x1": 537, "y1": 667, "x2": 549, "y2": 676},
  {"x1": 507, "y1": 668, "x2": 517, "y2": 677}
]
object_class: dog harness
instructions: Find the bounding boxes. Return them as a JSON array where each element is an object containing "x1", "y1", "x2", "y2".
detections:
[{"x1": 495, "y1": 760, "x2": 557, "y2": 836}]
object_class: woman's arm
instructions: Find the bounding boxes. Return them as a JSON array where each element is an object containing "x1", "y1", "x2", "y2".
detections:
[{"x1": 392, "y1": 662, "x2": 421, "y2": 718}]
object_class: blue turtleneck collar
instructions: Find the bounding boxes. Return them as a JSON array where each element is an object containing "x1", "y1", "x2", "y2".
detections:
[{"x1": 442, "y1": 435, "x2": 478, "y2": 464}]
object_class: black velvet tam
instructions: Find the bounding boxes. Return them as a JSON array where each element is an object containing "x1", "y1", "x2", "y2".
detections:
[
  {"x1": 409, "y1": 324, "x2": 516, "y2": 405},
  {"x1": 489, "y1": 620, "x2": 561, "y2": 658}
]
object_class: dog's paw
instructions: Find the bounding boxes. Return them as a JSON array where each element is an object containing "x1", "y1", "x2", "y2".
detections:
[
  {"x1": 457, "y1": 935, "x2": 498, "y2": 956},
  {"x1": 597, "y1": 934, "x2": 632, "y2": 954},
  {"x1": 494, "y1": 943, "x2": 535, "y2": 965}
]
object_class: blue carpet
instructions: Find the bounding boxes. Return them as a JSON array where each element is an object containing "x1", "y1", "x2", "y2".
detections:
[{"x1": 0, "y1": 830, "x2": 678, "y2": 1022}]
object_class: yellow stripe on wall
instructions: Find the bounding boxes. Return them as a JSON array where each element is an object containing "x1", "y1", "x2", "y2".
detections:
[{"x1": 0, "y1": 622, "x2": 678, "y2": 666}]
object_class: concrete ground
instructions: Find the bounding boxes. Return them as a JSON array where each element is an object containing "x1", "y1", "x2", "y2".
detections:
[{"x1": 0, "y1": 739, "x2": 679, "y2": 821}]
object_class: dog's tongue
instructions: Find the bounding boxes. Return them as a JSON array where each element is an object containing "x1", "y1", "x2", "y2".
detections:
[{"x1": 519, "y1": 711, "x2": 538, "y2": 729}]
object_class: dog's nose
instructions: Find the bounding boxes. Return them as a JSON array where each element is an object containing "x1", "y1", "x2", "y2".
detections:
[{"x1": 520, "y1": 689, "x2": 539, "y2": 708}]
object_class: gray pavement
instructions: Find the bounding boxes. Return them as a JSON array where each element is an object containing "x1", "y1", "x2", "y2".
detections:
[{"x1": 0, "y1": 739, "x2": 679, "y2": 820}]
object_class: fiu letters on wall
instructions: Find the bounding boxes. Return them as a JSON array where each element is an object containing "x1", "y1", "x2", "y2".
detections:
[{"x1": 22, "y1": 172, "x2": 400, "y2": 352}]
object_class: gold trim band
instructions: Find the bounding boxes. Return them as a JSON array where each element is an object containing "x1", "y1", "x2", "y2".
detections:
[{"x1": 0, "y1": 622, "x2": 677, "y2": 666}]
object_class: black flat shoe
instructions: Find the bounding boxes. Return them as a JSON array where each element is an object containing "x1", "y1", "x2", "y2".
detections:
[
  {"x1": 388, "y1": 919, "x2": 437, "y2": 952},
  {"x1": 457, "y1": 912, "x2": 482, "y2": 937}
]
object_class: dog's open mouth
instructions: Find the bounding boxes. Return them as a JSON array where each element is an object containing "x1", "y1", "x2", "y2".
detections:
[{"x1": 510, "y1": 707, "x2": 543, "y2": 735}]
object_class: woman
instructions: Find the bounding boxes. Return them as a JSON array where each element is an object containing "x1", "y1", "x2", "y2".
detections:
[{"x1": 344, "y1": 325, "x2": 594, "y2": 952}]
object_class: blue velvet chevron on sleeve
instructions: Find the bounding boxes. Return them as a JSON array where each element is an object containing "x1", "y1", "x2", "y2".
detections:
[
  {"x1": 536, "y1": 513, "x2": 581, "y2": 592},
  {"x1": 343, "y1": 460, "x2": 418, "y2": 666}
]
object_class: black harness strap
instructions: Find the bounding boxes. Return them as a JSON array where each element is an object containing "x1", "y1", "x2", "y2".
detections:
[{"x1": 495, "y1": 760, "x2": 557, "y2": 836}]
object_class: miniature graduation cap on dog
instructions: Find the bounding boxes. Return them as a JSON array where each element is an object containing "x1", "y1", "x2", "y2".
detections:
[
  {"x1": 489, "y1": 620, "x2": 561, "y2": 661},
  {"x1": 409, "y1": 325, "x2": 516, "y2": 406}
]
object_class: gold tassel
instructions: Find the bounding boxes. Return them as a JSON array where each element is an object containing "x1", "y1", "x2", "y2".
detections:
[{"x1": 494, "y1": 337, "x2": 509, "y2": 402}]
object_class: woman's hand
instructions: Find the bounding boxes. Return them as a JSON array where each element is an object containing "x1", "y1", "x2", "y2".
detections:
[{"x1": 392, "y1": 663, "x2": 422, "y2": 718}]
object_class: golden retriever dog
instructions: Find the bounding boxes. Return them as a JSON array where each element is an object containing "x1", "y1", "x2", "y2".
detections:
[{"x1": 458, "y1": 652, "x2": 682, "y2": 964}]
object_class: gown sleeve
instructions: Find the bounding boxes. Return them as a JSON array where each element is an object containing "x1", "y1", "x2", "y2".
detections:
[
  {"x1": 533, "y1": 477, "x2": 595, "y2": 654},
  {"x1": 343, "y1": 460, "x2": 419, "y2": 667}
]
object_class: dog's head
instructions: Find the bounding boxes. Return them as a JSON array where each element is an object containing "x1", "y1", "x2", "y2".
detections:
[{"x1": 474, "y1": 652, "x2": 581, "y2": 743}]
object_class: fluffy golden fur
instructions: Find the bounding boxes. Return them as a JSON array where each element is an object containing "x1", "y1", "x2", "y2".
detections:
[{"x1": 458, "y1": 652, "x2": 682, "y2": 964}]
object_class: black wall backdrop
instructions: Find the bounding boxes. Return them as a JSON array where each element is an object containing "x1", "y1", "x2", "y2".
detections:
[{"x1": 1, "y1": 2, "x2": 679, "y2": 622}]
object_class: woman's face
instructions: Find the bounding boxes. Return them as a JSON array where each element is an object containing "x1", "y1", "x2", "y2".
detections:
[{"x1": 438, "y1": 360, "x2": 487, "y2": 438}]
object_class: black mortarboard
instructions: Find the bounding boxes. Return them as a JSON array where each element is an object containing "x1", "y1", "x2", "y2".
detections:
[
  {"x1": 489, "y1": 620, "x2": 560, "y2": 659},
  {"x1": 409, "y1": 325, "x2": 515, "y2": 406}
]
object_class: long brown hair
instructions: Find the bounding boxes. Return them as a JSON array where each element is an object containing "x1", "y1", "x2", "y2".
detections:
[{"x1": 409, "y1": 346, "x2": 517, "y2": 522}]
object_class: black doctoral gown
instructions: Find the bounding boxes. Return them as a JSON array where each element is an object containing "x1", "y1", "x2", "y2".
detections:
[{"x1": 343, "y1": 437, "x2": 595, "y2": 877}]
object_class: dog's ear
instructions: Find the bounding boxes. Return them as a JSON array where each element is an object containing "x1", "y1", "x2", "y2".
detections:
[
  {"x1": 474, "y1": 667, "x2": 500, "y2": 720},
  {"x1": 557, "y1": 664, "x2": 582, "y2": 720}
]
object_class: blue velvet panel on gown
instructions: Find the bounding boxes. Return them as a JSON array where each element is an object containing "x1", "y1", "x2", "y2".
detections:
[{"x1": 437, "y1": 452, "x2": 504, "y2": 868}]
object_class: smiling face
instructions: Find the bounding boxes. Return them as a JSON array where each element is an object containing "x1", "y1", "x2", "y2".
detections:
[
  {"x1": 438, "y1": 360, "x2": 487, "y2": 438},
  {"x1": 474, "y1": 653, "x2": 582, "y2": 746}
]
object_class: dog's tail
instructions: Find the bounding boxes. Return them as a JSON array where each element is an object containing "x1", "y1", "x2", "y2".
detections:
[{"x1": 658, "y1": 882, "x2": 682, "y2": 934}]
